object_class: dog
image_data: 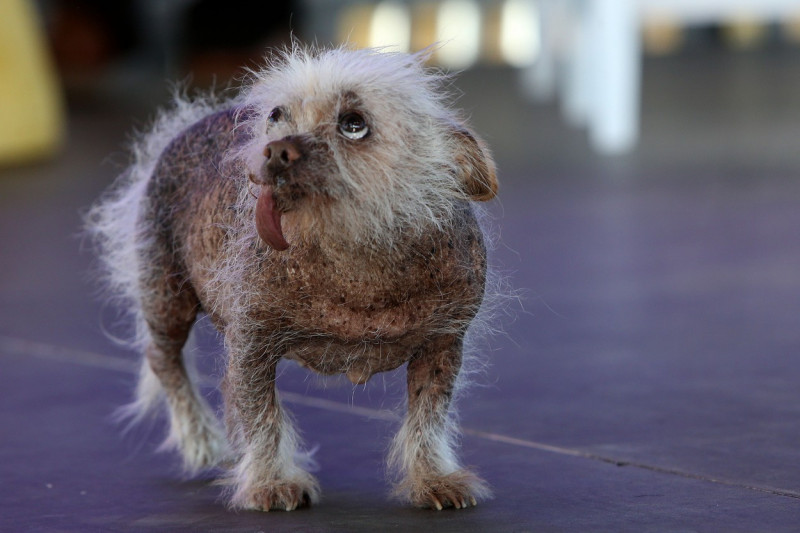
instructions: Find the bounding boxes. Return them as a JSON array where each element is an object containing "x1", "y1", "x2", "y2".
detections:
[{"x1": 88, "y1": 45, "x2": 498, "y2": 512}]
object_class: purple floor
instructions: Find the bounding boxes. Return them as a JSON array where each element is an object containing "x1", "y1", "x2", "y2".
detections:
[{"x1": 2, "y1": 50, "x2": 800, "y2": 531}]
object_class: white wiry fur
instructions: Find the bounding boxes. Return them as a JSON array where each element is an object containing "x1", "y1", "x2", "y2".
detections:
[{"x1": 387, "y1": 403, "x2": 492, "y2": 506}]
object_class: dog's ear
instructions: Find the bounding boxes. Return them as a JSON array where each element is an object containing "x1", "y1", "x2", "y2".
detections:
[{"x1": 449, "y1": 124, "x2": 498, "y2": 201}]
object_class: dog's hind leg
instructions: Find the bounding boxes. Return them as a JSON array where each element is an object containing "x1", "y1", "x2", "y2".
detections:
[{"x1": 136, "y1": 271, "x2": 229, "y2": 473}]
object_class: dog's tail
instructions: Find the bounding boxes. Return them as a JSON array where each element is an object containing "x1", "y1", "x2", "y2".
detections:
[
  {"x1": 87, "y1": 92, "x2": 219, "y2": 345},
  {"x1": 85, "y1": 91, "x2": 222, "y2": 423},
  {"x1": 89, "y1": 161, "x2": 165, "y2": 425}
]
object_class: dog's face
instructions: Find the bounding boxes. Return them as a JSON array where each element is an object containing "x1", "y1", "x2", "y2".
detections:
[{"x1": 236, "y1": 47, "x2": 497, "y2": 250}]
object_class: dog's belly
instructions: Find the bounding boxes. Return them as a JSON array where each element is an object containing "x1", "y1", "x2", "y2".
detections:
[
  {"x1": 276, "y1": 293, "x2": 445, "y2": 384},
  {"x1": 284, "y1": 336, "x2": 418, "y2": 384}
]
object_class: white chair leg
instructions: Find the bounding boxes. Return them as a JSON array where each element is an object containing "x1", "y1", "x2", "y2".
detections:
[
  {"x1": 521, "y1": 0, "x2": 557, "y2": 102},
  {"x1": 561, "y1": 0, "x2": 593, "y2": 128},
  {"x1": 587, "y1": 0, "x2": 641, "y2": 154}
]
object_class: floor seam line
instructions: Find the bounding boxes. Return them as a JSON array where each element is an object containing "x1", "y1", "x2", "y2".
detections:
[
  {"x1": 462, "y1": 428, "x2": 800, "y2": 500},
  {"x1": 3, "y1": 334, "x2": 799, "y2": 501}
]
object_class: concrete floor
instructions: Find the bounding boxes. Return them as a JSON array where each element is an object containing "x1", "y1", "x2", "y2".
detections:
[{"x1": 2, "y1": 48, "x2": 800, "y2": 531}]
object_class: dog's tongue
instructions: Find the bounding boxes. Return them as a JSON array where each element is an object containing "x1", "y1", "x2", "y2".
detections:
[{"x1": 255, "y1": 186, "x2": 290, "y2": 251}]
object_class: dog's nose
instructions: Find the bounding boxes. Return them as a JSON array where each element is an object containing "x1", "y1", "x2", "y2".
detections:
[{"x1": 263, "y1": 139, "x2": 301, "y2": 170}]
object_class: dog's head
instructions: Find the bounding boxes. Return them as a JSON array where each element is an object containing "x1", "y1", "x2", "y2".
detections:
[{"x1": 235, "y1": 46, "x2": 497, "y2": 251}]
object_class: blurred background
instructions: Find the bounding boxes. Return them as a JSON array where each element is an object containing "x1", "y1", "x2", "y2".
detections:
[
  {"x1": 4, "y1": 0, "x2": 800, "y2": 163},
  {"x1": 2, "y1": 0, "x2": 800, "y2": 530}
]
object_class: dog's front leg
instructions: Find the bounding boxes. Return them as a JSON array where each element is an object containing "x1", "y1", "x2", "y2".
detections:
[
  {"x1": 390, "y1": 335, "x2": 490, "y2": 509},
  {"x1": 223, "y1": 338, "x2": 320, "y2": 511}
]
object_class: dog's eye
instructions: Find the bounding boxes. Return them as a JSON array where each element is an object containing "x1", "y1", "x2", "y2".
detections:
[
  {"x1": 267, "y1": 107, "x2": 285, "y2": 125},
  {"x1": 338, "y1": 112, "x2": 369, "y2": 140}
]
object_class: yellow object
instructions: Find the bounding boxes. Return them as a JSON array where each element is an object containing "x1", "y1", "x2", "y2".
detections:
[
  {"x1": 722, "y1": 17, "x2": 769, "y2": 50},
  {"x1": 782, "y1": 16, "x2": 800, "y2": 44},
  {"x1": 0, "y1": 0, "x2": 64, "y2": 165},
  {"x1": 643, "y1": 19, "x2": 684, "y2": 56},
  {"x1": 337, "y1": 4, "x2": 373, "y2": 49}
]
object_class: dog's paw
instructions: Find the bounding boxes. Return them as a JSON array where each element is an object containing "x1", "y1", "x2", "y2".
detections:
[
  {"x1": 239, "y1": 478, "x2": 320, "y2": 512},
  {"x1": 403, "y1": 469, "x2": 491, "y2": 510}
]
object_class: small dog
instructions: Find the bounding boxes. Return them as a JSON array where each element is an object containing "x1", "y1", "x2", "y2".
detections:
[{"x1": 88, "y1": 45, "x2": 498, "y2": 512}]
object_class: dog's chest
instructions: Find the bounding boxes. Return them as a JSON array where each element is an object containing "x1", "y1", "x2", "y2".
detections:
[
  {"x1": 262, "y1": 236, "x2": 484, "y2": 382},
  {"x1": 265, "y1": 236, "x2": 479, "y2": 337}
]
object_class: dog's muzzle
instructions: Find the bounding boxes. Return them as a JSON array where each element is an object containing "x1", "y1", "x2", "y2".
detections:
[{"x1": 252, "y1": 137, "x2": 305, "y2": 251}]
